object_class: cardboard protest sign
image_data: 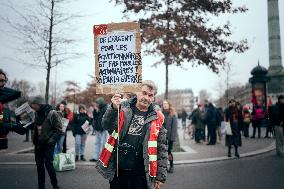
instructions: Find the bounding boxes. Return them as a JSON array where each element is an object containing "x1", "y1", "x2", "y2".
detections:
[{"x1": 93, "y1": 22, "x2": 142, "y2": 94}]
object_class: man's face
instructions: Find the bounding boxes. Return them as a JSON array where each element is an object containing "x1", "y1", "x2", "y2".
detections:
[
  {"x1": 0, "y1": 74, "x2": 7, "y2": 89},
  {"x1": 279, "y1": 99, "x2": 284, "y2": 104},
  {"x1": 31, "y1": 104, "x2": 41, "y2": 112},
  {"x1": 136, "y1": 85, "x2": 155, "y2": 109}
]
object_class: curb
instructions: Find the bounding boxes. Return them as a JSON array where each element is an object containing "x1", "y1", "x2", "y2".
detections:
[
  {"x1": 0, "y1": 143, "x2": 275, "y2": 166},
  {"x1": 174, "y1": 142, "x2": 275, "y2": 165}
]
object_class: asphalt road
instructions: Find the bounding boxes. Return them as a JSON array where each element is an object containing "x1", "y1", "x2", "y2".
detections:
[{"x1": 0, "y1": 151, "x2": 284, "y2": 189}]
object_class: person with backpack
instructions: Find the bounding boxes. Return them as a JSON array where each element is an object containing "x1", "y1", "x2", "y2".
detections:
[{"x1": 31, "y1": 96, "x2": 63, "y2": 189}]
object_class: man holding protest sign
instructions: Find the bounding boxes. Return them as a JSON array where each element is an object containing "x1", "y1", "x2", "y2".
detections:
[{"x1": 96, "y1": 80, "x2": 167, "y2": 189}]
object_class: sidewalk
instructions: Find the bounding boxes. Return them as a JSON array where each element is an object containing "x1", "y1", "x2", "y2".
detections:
[
  {"x1": 174, "y1": 119, "x2": 275, "y2": 164},
  {"x1": 0, "y1": 120, "x2": 275, "y2": 165}
]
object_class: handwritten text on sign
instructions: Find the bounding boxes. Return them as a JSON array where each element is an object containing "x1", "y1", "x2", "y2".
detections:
[{"x1": 96, "y1": 31, "x2": 142, "y2": 85}]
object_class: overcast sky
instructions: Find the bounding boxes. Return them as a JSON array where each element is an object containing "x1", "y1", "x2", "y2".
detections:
[{"x1": 0, "y1": 0, "x2": 283, "y2": 99}]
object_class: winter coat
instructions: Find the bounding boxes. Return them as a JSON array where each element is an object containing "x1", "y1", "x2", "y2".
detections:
[
  {"x1": 33, "y1": 104, "x2": 63, "y2": 146},
  {"x1": 204, "y1": 105, "x2": 218, "y2": 126},
  {"x1": 163, "y1": 111, "x2": 178, "y2": 142},
  {"x1": 252, "y1": 105, "x2": 265, "y2": 121},
  {"x1": 192, "y1": 109, "x2": 205, "y2": 130},
  {"x1": 268, "y1": 103, "x2": 284, "y2": 128},
  {"x1": 181, "y1": 110, "x2": 187, "y2": 121},
  {"x1": 96, "y1": 97, "x2": 168, "y2": 188},
  {"x1": 71, "y1": 112, "x2": 90, "y2": 135},
  {"x1": 93, "y1": 97, "x2": 107, "y2": 132},
  {"x1": 224, "y1": 106, "x2": 242, "y2": 147}
]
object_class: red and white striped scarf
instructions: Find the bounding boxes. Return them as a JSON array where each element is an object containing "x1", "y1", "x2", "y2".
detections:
[{"x1": 99, "y1": 110, "x2": 164, "y2": 177}]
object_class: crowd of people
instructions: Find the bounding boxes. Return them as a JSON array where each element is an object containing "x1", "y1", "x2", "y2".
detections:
[
  {"x1": 1, "y1": 68, "x2": 174, "y2": 189},
  {"x1": 1, "y1": 67, "x2": 284, "y2": 189},
  {"x1": 182, "y1": 96, "x2": 284, "y2": 158}
]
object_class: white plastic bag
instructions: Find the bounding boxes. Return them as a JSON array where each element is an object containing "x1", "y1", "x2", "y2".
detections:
[
  {"x1": 225, "y1": 122, "x2": 232, "y2": 136},
  {"x1": 53, "y1": 153, "x2": 75, "y2": 172},
  {"x1": 220, "y1": 121, "x2": 226, "y2": 135}
]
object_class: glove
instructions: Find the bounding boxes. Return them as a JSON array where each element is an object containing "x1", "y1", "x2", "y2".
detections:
[{"x1": 10, "y1": 123, "x2": 27, "y2": 135}]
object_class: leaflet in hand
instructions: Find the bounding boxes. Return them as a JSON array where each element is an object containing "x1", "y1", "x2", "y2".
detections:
[
  {"x1": 81, "y1": 120, "x2": 90, "y2": 134},
  {"x1": 61, "y1": 118, "x2": 69, "y2": 133},
  {"x1": 15, "y1": 102, "x2": 35, "y2": 128}
]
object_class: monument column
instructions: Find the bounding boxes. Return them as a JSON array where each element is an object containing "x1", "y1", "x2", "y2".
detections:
[{"x1": 267, "y1": 0, "x2": 284, "y2": 95}]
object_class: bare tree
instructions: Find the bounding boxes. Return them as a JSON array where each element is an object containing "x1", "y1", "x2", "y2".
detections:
[
  {"x1": 112, "y1": 0, "x2": 248, "y2": 99},
  {"x1": 214, "y1": 80, "x2": 225, "y2": 108},
  {"x1": 1, "y1": 0, "x2": 81, "y2": 103},
  {"x1": 37, "y1": 81, "x2": 46, "y2": 97},
  {"x1": 6, "y1": 79, "x2": 35, "y2": 109},
  {"x1": 223, "y1": 61, "x2": 237, "y2": 106}
]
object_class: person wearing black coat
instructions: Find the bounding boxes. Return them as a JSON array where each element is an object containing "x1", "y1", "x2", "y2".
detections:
[
  {"x1": 71, "y1": 104, "x2": 90, "y2": 161},
  {"x1": 0, "y1": 69, "x2": 27, "y2": 150},
  {"x1": 89, "y1": 97, "x2": 109, "y2": 162},
  {"x1": 31, "y1": 96, "x2": 63, "y2": 189},
  {"x1": 268, "y1": 95, "x2": 284, "y2": 157},
  {"x1": 204, "y1": 103, "x2": 218, "y2": 145},
  {"x1": 162, "y1": 100, "x2": 178, "y2": 173},
  {"x1": 224, "y1": 99, "x2": 242, "y2": 158}
]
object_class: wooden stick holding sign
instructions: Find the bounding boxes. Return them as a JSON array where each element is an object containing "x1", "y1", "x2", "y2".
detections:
[
  {"x1": 117, "y1": 105, "x2": 120, "y2": 177},
  {"x1": 93, "y1": 22, "x2": 142, "y2": 176}
]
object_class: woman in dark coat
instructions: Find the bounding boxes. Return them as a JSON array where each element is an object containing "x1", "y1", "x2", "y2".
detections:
[
  {"x1": 225, "y1": 99, "x2": 242, "y2": 158},
  {"x1": 191, "y1": 105, "x2": 205, "y2": 143},
  {"x1": 162, "y1": 100, "x2": 178, "y2": 173},
  {"x1": 71, "y1": 104, "x2": 90, "y2": 161}
]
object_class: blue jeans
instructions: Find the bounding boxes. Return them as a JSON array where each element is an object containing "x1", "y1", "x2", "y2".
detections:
[
  {"x1": 92, "y1": 130, "x2": 109, "y2": 160},
  {"x1": 75, "y1": 134, "x2": 87, "y2": 156},
  {"x1": 54, "y1": 135, "x2": 65, "y2": 155}
]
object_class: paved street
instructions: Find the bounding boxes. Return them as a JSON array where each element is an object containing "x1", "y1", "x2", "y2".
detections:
[
  {"x1": 1, "y1": 151, "x2": 284, "y2": 189},
  {"x1": 0, "y1": 120, "x2": 281, "y2": 189}
]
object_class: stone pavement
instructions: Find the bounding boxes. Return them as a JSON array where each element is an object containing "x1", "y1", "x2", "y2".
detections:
[
  {"x1": 0, "y1": 119, "x2": 275, "y2": 165},
  {"x1": 175, "y1": 120, "x2": 274, "y2": 164}
]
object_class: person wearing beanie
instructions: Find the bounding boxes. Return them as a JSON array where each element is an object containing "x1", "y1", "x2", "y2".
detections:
[
  {"x1": 71, "y1": 104, "x2": 90, "y2": 161},
  {"x1": 31, "y1": 96, "x2": 46, "y2": 105},
  {"x1": 30, "y1": 95, "x2": 63, "y2": 189},
  {"x1": 89, "y1": 97, "x2": 109, "y2": 162},
  {"x1": 268, "y1": 95, "x2": 284, "y2": 157}
]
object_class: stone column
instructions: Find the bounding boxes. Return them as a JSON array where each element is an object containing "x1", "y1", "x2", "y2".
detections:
[
  {"x1": 267, "y1": 0, "x2": 284, "y2": 96},
  {"x1": 267, "y1": 0, "x2": 283, "y2": 72}
]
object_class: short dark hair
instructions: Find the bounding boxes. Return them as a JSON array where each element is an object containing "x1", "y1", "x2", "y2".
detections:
[
  {"x1": 278, "y1": 95, "x2": 284, "y2": 101},
  {"x1": 229, "y1": 99, "x2": 236, "y2": 104},
  {"x1": 0, "y1": 68, "x2": 8, "y2": 81}
]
